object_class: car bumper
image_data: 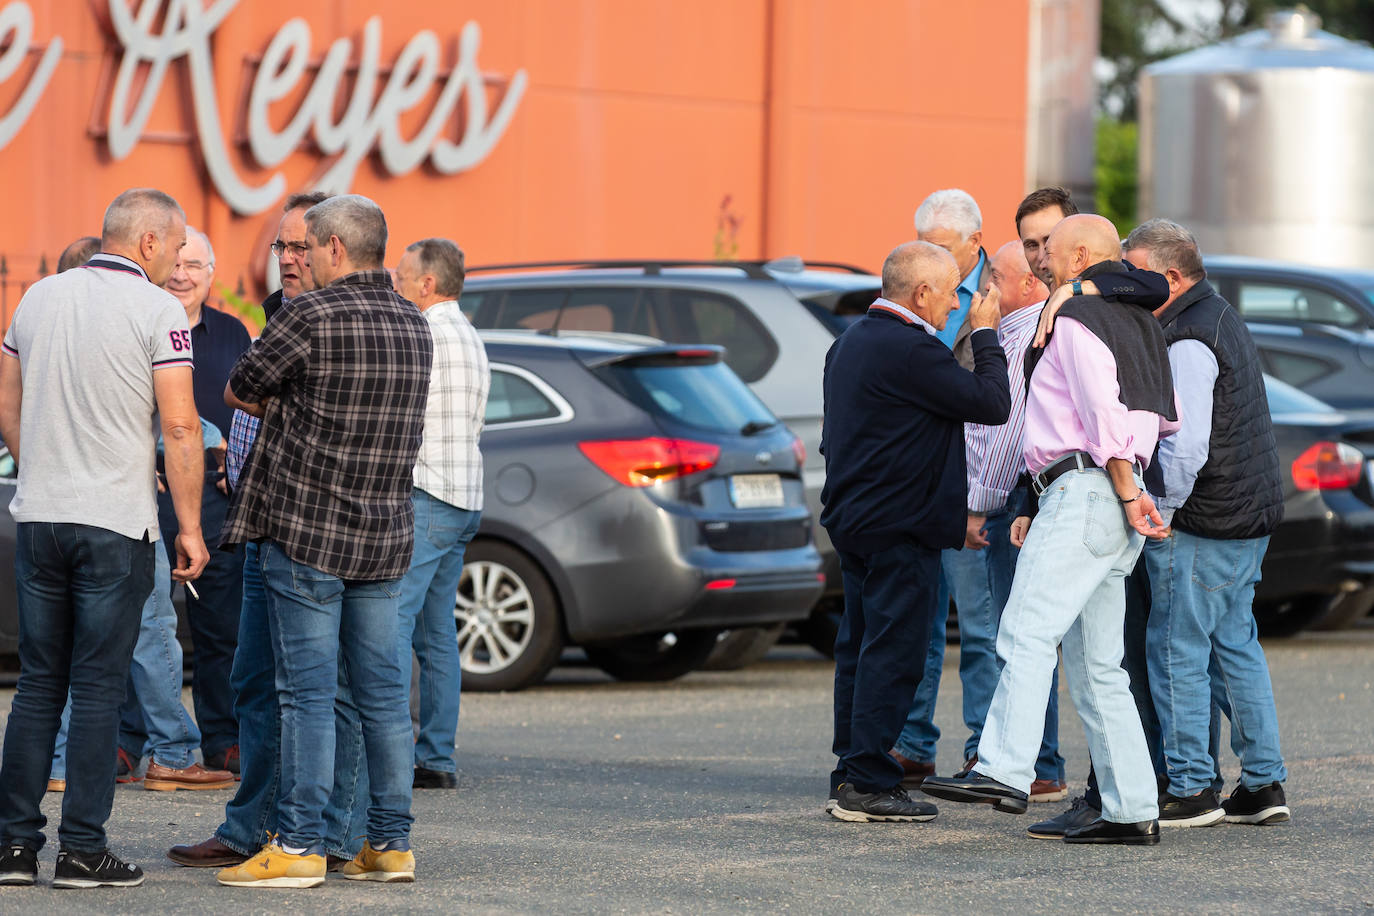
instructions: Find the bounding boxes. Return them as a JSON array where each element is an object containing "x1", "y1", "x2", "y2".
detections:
[{"x1": 1257, "y1": 490, "x2": 1374, "y2": 602}]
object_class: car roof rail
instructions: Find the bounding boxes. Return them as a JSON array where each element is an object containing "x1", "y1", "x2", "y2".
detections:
[
  {"x1": 466, "y1": 259, "x2": 774, "y2": 279},
  {"x1": 466, "y1": 257, "x2": 876, "y2": 279}
]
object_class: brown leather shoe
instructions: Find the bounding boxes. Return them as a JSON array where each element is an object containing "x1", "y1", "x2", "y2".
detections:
[
  {"x1": 889, "y1": 750, "x2": 936, "y2": 788},
  {"x1": 1029, "y1": 778, "x2": 1069, "y2": 803},
  {"x1": 327, "y1": 854, "x2": 349, "y2": 873},
  {"x1": 143, "y1": 761, "x2": 236, "y2": 792},
  {"x1": 167, "y1": 836, "x2": 248, "y2": 868},
  {"x1": 47, "y1": 778, "x2": 65, "y2": 793}
]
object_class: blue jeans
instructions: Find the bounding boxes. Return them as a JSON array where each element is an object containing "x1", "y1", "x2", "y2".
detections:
[
  {"x1": 975, "y1": 470, "x2": 1159, "y2": 824},
  {"x1": 1145, "y1": 531, "x2": 1286, "y2": 795},
  {"x1": 0, "y1": 523, "x2": 152, "y2": 852},
  {"x1": 215, "y1": 542, "x2": 368, "y2": 859},
  {"x1": 52, "y1": 547, "x2": 202, "y2": 777},
  {"x1": 398, "y1": 489, "x2": 481, "y2": 773},
  {"x1": 832, "y1": 539, "x2": 943, "y2": 793},
  {"x1": 259, "y1": 541, "x2": 414, "y2": 850}
]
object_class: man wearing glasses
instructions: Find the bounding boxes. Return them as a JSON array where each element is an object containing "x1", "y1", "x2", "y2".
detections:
[{"x1": 156, "y1": 227, "x2": 252, "y2": 777}]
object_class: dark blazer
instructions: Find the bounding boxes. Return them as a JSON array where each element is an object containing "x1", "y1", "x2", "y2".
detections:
[{"x1": 820, "y1": 309, "x2": 1010, "y2": 554}]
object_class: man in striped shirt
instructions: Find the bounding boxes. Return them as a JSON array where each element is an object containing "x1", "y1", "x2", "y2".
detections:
[
  {"x1": 392, "y1": 238, "x2": 490, "y2": 790},
  {"x1": 952, "y1": 241, "x2": 1066, "y2": 800}
]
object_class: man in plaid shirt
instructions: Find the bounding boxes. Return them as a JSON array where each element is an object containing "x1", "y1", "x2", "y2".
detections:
[
  {"x1": 392, "y1": 238, "x2": 489, "y2": 791},
  {"x1": 218, "y1": 195, "x2": 433, "y2": 888}
]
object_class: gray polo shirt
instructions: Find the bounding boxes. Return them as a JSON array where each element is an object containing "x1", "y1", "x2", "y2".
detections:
[{"x1": 2, "y1": 254, "x2": 193, "y2": 541}]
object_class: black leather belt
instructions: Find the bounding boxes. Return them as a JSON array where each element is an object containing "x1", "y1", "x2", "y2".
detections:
[{"x1": 1032, "y1": 451, "x2": 1103, "y2": 495}]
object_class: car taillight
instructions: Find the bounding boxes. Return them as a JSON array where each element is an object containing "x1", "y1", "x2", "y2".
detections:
[
  {"x1": 791, "y1": 434, "x2": 806, "y2": 468},
  {"x1": 1292, "y1": 441, "x2": 1364, "y2": 491},
  {"x1": 578, "y1": 438, "x2": 721, "y2": 487}
]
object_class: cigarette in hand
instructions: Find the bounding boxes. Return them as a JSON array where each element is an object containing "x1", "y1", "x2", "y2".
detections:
[{"x1": 186, "y1": 582, "x2": 200, "y2": 600}]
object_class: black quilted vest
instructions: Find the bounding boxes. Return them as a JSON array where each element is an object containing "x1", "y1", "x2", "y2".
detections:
[{"x1": 1157, "y1": 280, "x2": 1284, "y2": 539}]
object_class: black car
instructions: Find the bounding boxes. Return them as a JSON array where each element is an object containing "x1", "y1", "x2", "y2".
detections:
[
  {"x1": 1255, "y1": 375, "x2": 1374, "y2": 635},
  {"x1": 1204, "y1": 256, "x2": 1374, "y2": 409}
]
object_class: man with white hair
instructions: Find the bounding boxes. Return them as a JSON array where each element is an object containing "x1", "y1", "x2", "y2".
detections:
[
  {"x1": 153, "y1": 227, "x2": 252, "y2": 779},
  {"x1": 821, "y1": 240, "x2": 1009, "y2": 823}
]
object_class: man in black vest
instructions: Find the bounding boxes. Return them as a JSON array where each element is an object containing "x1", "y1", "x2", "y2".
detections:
[
  {"x1": 1123, "y1": 219, "x2": 1290, "y2": 829},
  {"x1": 820, "y1": 241, "x2": 1010, "y2": 822}
]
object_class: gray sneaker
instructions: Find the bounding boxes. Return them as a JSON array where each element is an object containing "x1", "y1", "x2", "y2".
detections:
[
  {"x1": 1027, "y1": 795, "x2": 1100, "y2": 839},
  {"x1": 831, "y1": 784, "x2": 938, "y2": 823}
]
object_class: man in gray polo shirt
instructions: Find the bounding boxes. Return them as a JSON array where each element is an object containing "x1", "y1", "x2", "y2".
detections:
[{"x1": 0, "y1": 188, "x2": 210, "y2": 889}]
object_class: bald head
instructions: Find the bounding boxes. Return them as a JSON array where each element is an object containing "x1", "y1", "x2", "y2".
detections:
[
  {"x1": 989, "y1": 240, "x2": 1048, "y2": 315},
  {"x1": 881, "y1": 240, "x2": 961, "y2": 331},
  {"x1": 1043, "y1": 214, "x2": 1122, "y2": 287}
]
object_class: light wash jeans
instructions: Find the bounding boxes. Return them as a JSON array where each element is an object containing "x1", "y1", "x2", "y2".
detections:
[
  {"x1": 51, "y1": 546, "x2": 201, "y2": 778},
  {"x1": 397, "y1": 489, "x2": 481, "y2": 773},
  {"x1": 974, "y1": 469, "x2": 1159, "y2": 824},
  {"x1": 258, "y1": 541, "x2": 414, "y2": 850},
  {"x1": 1145, "y1": 531, "x2": 1287, "y2": 795}
]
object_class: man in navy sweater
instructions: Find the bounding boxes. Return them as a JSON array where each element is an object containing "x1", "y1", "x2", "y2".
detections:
[{"x1": 821, "y1": 240, "x2": 1011, "y2": 822}]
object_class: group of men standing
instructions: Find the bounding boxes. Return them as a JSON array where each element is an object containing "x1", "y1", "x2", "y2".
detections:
[
  {"x1": 822, "y1": 187, "x2": 1291, "y2": 844},
  {"x1": 0, "y1": 187, "x2": 489, "y2": 888}
]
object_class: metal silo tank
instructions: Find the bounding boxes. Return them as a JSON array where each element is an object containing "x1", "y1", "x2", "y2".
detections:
[{"x1": 1139, "y1": 9, "x2": 1374, "y2": 269}]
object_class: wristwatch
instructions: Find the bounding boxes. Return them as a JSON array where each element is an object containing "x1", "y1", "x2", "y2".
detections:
[{"x1": 1071, "y1": 279, "x2": 1083, "y2": 296}]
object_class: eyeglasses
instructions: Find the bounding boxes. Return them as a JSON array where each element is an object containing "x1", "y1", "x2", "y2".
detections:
[
  {"x1": 176, "y1": 260, "x2": 212, "y2": 273},
  {"x1": 270, "y1": 241, "x2": 310, "y2": 257}
]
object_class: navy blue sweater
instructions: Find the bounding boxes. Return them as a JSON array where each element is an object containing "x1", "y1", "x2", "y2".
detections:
[{"x1": 819, "y1": 311, "x2": 1011, "y2": 553}]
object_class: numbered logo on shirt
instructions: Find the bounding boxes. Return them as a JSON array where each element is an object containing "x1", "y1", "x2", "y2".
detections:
[{"x1": 169, "y1": 329, "x2": 192, "y2": 352}]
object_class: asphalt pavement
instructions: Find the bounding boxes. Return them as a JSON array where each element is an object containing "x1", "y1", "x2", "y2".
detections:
[{"x1": 1, "y1": 623, "x2": 1372, "y2": 914}]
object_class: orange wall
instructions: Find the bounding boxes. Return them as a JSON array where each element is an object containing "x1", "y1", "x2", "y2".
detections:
[{"x1": 0, "y1": 0, "x2": 1029, "y2": 327}]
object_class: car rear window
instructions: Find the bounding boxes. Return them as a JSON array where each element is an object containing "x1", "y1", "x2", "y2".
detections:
[{"x1": 595, "y1": 361, "x2": 777, "y2": 435}]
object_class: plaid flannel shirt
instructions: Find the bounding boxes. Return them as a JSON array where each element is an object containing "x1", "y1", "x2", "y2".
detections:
[
  {"x1": 220, "y1": 270, "x2": 434, "y2": 581},
  {"x1": 413, "y1": 300, "x2": 489, "y2": 511}
]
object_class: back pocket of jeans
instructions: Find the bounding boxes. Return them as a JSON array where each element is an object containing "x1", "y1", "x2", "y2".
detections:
[
  {"x1": 1081, "y1": 491, "x2": 1128, "y2": 559},
  {"x1": 1191, "y1": 544, "x2": 1241, "y2": 592}
]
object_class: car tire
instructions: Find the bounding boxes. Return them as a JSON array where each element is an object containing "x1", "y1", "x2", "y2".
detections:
[
  {"x1": 583, "y1": 630, "x2": 721, "y2": 682},
  {"x1": 456, "y1": 541, "x2": 564, "y2": 692},
  {"x1": 701, "y1": 623, "x2": 786, "y2": 671},
  {"x1": 793, "y1": 597, "x2": 842, "y2": 658},
  {"x1": 1311, "y1": 588, "x2": 1374, "y2": 631},
  {"x1": 1252, "y1": 594, "x2": 1336, "y2": 638}
]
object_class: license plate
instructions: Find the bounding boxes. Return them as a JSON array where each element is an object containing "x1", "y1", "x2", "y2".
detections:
[{"x1": 729, "y1": 474, "x2": 784, "y2": 508}]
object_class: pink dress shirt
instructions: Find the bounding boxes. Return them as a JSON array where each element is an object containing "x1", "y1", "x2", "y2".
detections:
[{"x1": 1023, "y1": 317, "x2": 1181, "y2": 475}]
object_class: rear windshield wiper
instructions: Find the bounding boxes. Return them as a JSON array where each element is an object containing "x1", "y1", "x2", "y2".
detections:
[{"x1": 740, "y1": 420, "x2": 778, "y2": 436}]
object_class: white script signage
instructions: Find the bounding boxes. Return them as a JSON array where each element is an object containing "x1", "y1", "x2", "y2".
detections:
[{"x1": 0, "y1": 0, "x2": 527, "y2": 214}]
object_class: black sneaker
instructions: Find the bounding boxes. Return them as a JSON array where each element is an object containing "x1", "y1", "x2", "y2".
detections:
[
  {"x1": 53, "y1": 848, "x2": 145, "y2": 888},
  {"x1": 1158, "y1": 788, "x2": 1225, "y2": 828},
  {"x1": 1027, "y1": 794, "x2": 1101, "y2": 839},
  {"x1": 831, "y1": 784, "x2": 938, "y2": 823},
  {"x1": 1222, "y1": 781, "x2": 1290, "y2": 825},
  {"x1": 0, "y1": 843, "x2": 38, "y2": 885}
]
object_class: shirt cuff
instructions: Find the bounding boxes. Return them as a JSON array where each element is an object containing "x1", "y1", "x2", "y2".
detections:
[
  {"x1": 968, "y1": 482, "x2": 1009, "y2": 514},
  {"x1": 970, "y1": 327, "x2": 998, "y2": 343},
  {"x1": 1159, "y1": 506, "x2": 1176, "y2": 527}
]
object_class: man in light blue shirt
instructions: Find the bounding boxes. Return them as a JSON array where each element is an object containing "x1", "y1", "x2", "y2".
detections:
[{"x1": 914, "y1": 189, "x2": 989, "y2": 363}]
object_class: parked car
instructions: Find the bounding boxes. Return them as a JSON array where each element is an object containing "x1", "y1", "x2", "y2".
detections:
[
  {"x1": 462, "y1": 258, "x2": 882, "y2": 653},
  {"x1": 1255, "y1": 375, "x2": 1374, "y2": 635},
  {"x1": 1204, "y1": 255, "x2": 1374, "y2": 409},
  {"x1": 456, "y1": 332, "x2": 823, "y2": 689}
]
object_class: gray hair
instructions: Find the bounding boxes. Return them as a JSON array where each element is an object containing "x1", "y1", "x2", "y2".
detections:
[
  {"x1": 914, "y1": 188, "x2": 982, "y2": 240},
  {"x1": 57, "y1": 236, "x2": 101, "y2": 273},
  {"x1": 185, "y1": 226, "x2": 215, "y2": 266},
  {"x1": 405, "y1": 238, "x2": 466, "y2": 300},
  {"x1": 1124, "y1": 218, "x2": 1205, "y2": 281},
  {"x1": 881, "y1": 240, "x2": 954, "y2": 301},
  {"x1": 101, "y1": 188, "x2": 184, "y2": 249},
  {"x1": 304, "y1": 194, "x2": 387, "y2": 268}
]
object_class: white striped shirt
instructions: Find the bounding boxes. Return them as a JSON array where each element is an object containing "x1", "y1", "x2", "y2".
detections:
[
  {"x1": 414, "y1": 300, "x2": 490, "y2": 511},
  {"x1": 965, "y1": 301, "x2": 1045, "y2": 513}
]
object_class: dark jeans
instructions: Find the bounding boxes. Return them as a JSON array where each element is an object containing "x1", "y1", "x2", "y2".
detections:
[
  {"x1": 0, "y1": 523, "x2": 152, "y2": 852},
  {"x1": 155, "y1": 481, "x2": 242, "y2": 758},
  {"x1": 832, "y1": 539, "x2": 942, "y2": 794}
]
